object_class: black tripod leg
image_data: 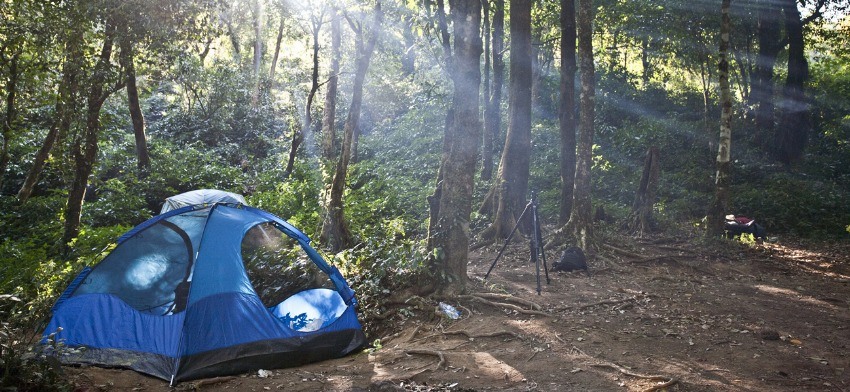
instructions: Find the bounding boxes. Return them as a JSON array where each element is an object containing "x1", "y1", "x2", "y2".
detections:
[
  {"x1": 533, "y1": 204, "x2": 551, "y2": 285},
  {"x1": 531, "y1": 203, "x2": 542, "y2": 295},
  {"x1": 483, "y1": 202, "x2": 533, "y2": 280}
]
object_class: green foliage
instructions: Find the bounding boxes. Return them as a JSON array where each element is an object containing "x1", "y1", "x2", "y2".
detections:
[
  {"x1": 248, "y1": 164, "x2": 323, "y2": 238},
  {"x1": 1, "y1": 296, "x2": 72, "y2": 392},
  {"x1": 730, "y1": 172, "x2": 850, "y2": 237}
]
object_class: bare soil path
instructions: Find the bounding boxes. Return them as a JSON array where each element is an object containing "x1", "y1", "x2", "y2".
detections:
[{"x1": 68, "y1": 237, "x2": 850, "y2": 391}]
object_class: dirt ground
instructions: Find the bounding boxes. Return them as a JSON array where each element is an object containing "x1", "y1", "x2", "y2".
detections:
[{"x1": 67, "y1": 235, "x2": 850, "y2": 391}]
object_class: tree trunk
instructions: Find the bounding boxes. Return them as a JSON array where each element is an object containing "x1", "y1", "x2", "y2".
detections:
[
  {"x1": 708, "y1": 0, "x2": 733, "y2": 238},
  {"x1": 482, "y1": 0, "x2": 532, "y2": 241},
  {"x1": 269, "y1": 16, "x2": 285, "y2": 81},
  {"x1": 285, "y1": 16, "x2": 322, "y2": 177},
  {"x1": 775, "y1": 0, "x2": 810, "y2": 165},
  {"x1": 401, "y1": 13, "x2": 416, "y2": 77},
  {"x1": 251, "y1": 0, "x2": 264, "y2": 107},
  {"x1": 481, "y1": 0, "x2": 504, "y2": 182},
  {"x1": 253, "y1": 0, "x2": 263, "y2": 77},
  {"x1": 435, "y1": 0, "x2": 452, "y2": 69},
  {"x1": 62, "y1": 23, "x2": 119, "y2": 247},
  {"x1": 321, "y1": 7, "x2": 341, "y2": 161},
  {"x1": 222, "y1": 8, "x2": 241, "y2": 61},
  {"x1": 558, "y1": 0, "x2": 577, "y2": 225},
  {"x1": 427, "y1": 0, "x2": 482, "y2": 295},
  {"x1": 563, "y1": 0, "x2": 595, "y2": 250},
  {"x1": 752, "y1": 0, "x2": 781, "y2": 148},
  {"x1": 640, "y1": 37, "x2": 651, "y2": 87},
  {"x1": 626, "y1": 146, "x2": 660, "y2": 235},
  {"x1": 118, "y1": 36, "x2": 150, "y2": 175},
  {"x1": 0, "y1": 52, "x2": 19, "y2": 191},
  {"x1": 19, "y1": 32, "x2": 84, "y2": 203},
  {"x1": 321, "y1": 2, "x2": 382, "y2": 252}
]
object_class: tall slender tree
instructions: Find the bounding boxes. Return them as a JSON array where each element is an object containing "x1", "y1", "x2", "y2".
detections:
[
  {"x1": 322, "y1": 6, "x2": 342, "y2": 161},
  {"x1": 285, "y1": 9, "x2": 324, "y2": 177},
  {"x1": 118, "y1": 34, "x2": 150, "y2": 175},
  {"x1": 482, "y1": 0, "x2": 533, "y2": 241},
  {"x1": 751, "y1": 0, "x2": 782, "y2": 147},
  {"x1": 62, "y1": 19, "x2": 124, "y2": 247},
  {"x1": 775, "y1": 0, "x2": 810, "y2": 165},
  {"x1": 559, "y1": 0, "x2": 577, "y2": 225},
  {"x1": 426, "y1": 0, "x2": 482, "y2": 295},
  {"x1": 321, "y1": 1, "x2": 383, "y2": 252},
  {"x1": 563, "y1": 0, "x2": 595, "y2": 249},
  {"x1": 708, "y1": 0, "x2": 733, "y2": 237},
  {"x1": 481, "y1": 0, "x2": 505, "y2": 181}
]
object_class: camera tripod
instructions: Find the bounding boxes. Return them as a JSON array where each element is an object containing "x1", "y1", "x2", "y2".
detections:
[{"x1": 484, "y1": 193, "x2": 550, "y2": 295}]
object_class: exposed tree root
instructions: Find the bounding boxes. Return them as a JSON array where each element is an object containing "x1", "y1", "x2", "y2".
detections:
[
  {"x1": 590, "y1": 363, "x2": 678, "y2": 392},
  {"x1": 470, "y1": 292, "x2": 542, "y2": 310},
  {"x1": 189, "y1": 376, "x2": 236, "y2": 389},
  {"x1": 405, "y1": 349, "x2": 446, "y2": 370},
  {"x1": 458, "y1": 295, "x2": 550, "y2": 317},
  {"x1": 470, "y1": 239, "x2": 494, "y2": 251},
  {"x1": 370, "y1": 308, "x2": 399, "y2": 321},
  {"x1": 442, "y1": 329, "x2": 520, "y2": 340},
  {"x1": 601, "y1": 243, "x2": 643, "y2": 258}
]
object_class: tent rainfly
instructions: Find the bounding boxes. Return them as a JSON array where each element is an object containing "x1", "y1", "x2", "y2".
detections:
[
  {"x1": 43, "y1": 192, "x2": 365, "y2": 385},
  {"x1": 159, "y1": 189, "x2": 247, "y2": 214}
]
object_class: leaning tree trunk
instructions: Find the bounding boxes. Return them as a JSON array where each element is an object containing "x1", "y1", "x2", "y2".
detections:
[
  {"x1": 626, "y1": 146, "x2": 660, "y2": 236},
  {"x1": 119, "y1": 36, "x2": 150, "y2": 175},
  {"x1": 563, "y1": 0, "x2": 595, "y2": 250},
  {"x1": 269, "y1": 15, "x2": 285, "y2": 81},
  {"x1": 558, "y1": 0, "x2": 577, "y2": 225},
  {"x1": 775, "y1": 0, "x2": 809, "y2": 166},
  {"x1": 481, "y1": 0, "x2": 505, "y2": 182},
  {"x1": 285, "y1": 16, "x2": 322, "y2": 177},
  {"x1": 708, "y1": 0, "x2": 733, "y2": 238},
  {"x1": 63, "y1": 24, "x2": 119, "y2": 248},
  {"x1": 321, "y1": 2, "x2": 382, "y2": 252},
  {"x1": 426, "y1": 0, "x2": 482, "y2": 295},
  {"x1": 19, "y1": 32, "x2": 84, "y2": 203},
  {"x1": 482, "y1": 0, "x2": 533, "y2": 242},
  {"x1": 321, "y1": 6, "x2": 341, "y2": 161}
]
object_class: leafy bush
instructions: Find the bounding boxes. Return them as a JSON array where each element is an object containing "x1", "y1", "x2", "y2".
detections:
[
  {"x1": 1, "y1": 295, "x2": 72, "y2": 392},
  {"x1": 730, "y1": 172, "x2": 850, "y2": 237}
]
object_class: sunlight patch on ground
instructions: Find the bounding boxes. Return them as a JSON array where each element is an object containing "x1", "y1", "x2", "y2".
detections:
[
  {"x1": 754, "y1": 284, "x2": 844, "y2": 310},
  {"x1": 368, "y1": 349, "x2": 525, "y2": 384},
  {"x1": 763, "y1": 242, "x2": 850, "y2": 281}
]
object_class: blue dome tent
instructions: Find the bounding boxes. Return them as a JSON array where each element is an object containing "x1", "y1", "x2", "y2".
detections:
[{"x1": 43, "y1": 196, "x2": 366, "y2": 385}]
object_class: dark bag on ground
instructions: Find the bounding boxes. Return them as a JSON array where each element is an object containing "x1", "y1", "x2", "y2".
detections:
[{"x1": 552, "y1": 246, "x2": 588, "y2": 273}]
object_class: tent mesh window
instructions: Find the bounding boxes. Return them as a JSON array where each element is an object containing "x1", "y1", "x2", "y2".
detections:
[
  {"x1": 72, "y1": 218, "x2": 195, "y2": 315},
  {"x1": 241, "y1": 223, "x2": 335, "y2": 307}
]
